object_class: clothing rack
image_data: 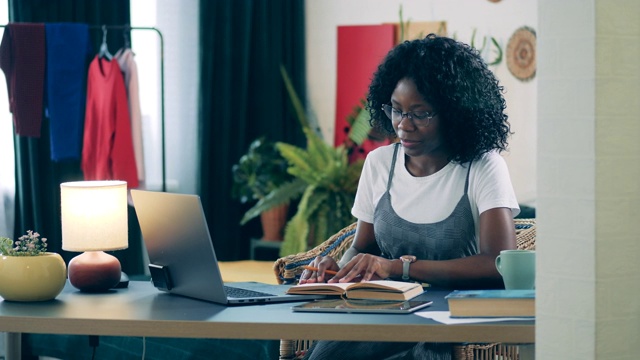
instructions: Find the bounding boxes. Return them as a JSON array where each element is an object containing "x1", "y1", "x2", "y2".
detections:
[{"x1": 0, "y1": 24, "x2": 167, "y2": 192}]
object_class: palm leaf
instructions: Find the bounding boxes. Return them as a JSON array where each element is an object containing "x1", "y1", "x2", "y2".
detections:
[
  {"x1": 487, "y1": 36, "x2": 503, "y2": 66},
  {"x1": 280, "y1": 64, "x2": 310, "y2": 131},
  {"x1": 299, "y1": 186, "x2": 328, "y2": 219},
  {"x1": 398, "y1": 4, "x2": 406, "y2": 42},
  {"x1": 302, "y1": 130, "x2": 330, "y2": 172},
  {"x1": 240, "y1": 178, "x2": 306, "y2": 225},
  {"x1": 277, "y1": 142, "x2": 313, "y2": 173},
  {"x1": 280, "y1": 213, "x2": 309, "y2": 256},
  {"x1": 348, "y1": 106, "x2": 372, "y2": 146},
  {"x1": 309, "y1": 207, "x2": 329, "y2": 250},
  {"x1": 279, "y1": 186, "x2": 327, "y2": 256},
  {"x1": 344, "y1": 159, "x2": 364, "y2": 192},
  {"x1": 312, "y1": 206, "x2": 330, "y2": 249}
]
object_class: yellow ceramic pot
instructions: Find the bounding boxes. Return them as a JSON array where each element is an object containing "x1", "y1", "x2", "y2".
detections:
[{"x1": 0, "y1": 252, "x2": 67, "y2": 301}]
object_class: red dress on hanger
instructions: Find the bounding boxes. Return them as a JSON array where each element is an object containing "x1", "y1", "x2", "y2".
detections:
[{"x1": 82, "y1": 56, "x2": 139, "y2": 189}]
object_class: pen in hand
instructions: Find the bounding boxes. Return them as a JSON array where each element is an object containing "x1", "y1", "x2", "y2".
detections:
[{"x1": 303, "y1": 265, "x2": 338, "y2": 276}]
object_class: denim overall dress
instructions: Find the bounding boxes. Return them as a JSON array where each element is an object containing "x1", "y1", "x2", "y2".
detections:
[
  {"x1": 373, "y1": 143, "x2": 478, "y2": 261},
  {"x1": 305, "y1": 144, "x2": 476, "y2": 360}
]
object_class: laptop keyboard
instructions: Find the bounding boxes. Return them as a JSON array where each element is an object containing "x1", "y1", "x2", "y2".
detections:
[{"x1": 224, "y1": 285, "x2": 274, "y2": 298}]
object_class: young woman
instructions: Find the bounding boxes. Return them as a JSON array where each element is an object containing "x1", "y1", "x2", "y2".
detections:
[{"x1": 300, "y1": 34, "x2": 520, "y2": 360}]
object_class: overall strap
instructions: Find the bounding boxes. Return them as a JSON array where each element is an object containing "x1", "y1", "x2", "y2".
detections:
[
  {"x1": 464, "y1": 160, "x2": 473, "y2": 195},
  {"x1": 386, "y1": 143, "x2": 401, "y2": 191}
]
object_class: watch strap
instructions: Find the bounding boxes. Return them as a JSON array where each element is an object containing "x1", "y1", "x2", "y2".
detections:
[{"x1": 402, "y1": 260, "x2": 410, "y2": 281}]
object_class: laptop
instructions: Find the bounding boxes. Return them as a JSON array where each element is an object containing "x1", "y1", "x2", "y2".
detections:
[{"x1": 130, "y1": 189, "x2": 323, "y2": 305}]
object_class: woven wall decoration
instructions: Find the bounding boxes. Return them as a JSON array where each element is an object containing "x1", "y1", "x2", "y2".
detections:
[{"x1": 506, "y1": 26, "x2": 536, "y2": 82}]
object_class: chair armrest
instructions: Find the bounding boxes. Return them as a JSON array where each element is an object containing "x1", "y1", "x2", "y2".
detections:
[
  {"x1": 273, "y1": 222, "x2": 357, "y2": 284},
  {"x1": 514, "y1": 218, "x2": 536, "y2": 250}
]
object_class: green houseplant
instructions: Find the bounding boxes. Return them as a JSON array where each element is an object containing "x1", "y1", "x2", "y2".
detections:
[
  {"x1": 233, "y1": 137, "x2": 293, "y2": 241},
  {"x1": 0, "y1": 231, "x2": 67, "y2": 301},
  {"x1": 240, "y1": 66, "x2": 372, "y2": 256},
  {"x1": 232, "y1": 137, "x2": 293, "y2": 204}
]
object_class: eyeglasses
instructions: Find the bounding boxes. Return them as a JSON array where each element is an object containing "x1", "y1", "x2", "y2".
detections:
[{"x1": 381, "y1": 104, "x2": 437, "y2": 127}]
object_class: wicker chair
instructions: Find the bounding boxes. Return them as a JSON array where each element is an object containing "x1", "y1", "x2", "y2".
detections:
[{"x1": 273, "y1": 218, "x2": 536, "y2": 360}]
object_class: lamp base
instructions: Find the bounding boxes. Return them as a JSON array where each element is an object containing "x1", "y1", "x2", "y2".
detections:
[
  {"x1": 68, "y1": 251, "x2": 122, "y2": 292},
  {"x1": 113, "y1": 271, "x2": 130, "y2": 289}
]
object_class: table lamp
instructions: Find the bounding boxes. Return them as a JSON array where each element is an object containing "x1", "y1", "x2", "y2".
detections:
[{"x1": 61, "y1": 180, "x2": 128, "y2": 292}]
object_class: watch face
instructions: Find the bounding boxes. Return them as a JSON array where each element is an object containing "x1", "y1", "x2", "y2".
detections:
[{"x1": 401, "y1": 255, "x2": 417, "y2": 263}]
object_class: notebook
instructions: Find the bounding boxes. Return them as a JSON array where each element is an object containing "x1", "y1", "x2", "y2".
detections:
[{"x1": 130, "y1": 189, "x2": 323, "y2": 305}]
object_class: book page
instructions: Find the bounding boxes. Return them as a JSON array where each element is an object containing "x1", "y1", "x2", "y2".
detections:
[
  {"x1": 287, "y1": 280, "x2": 422, "y2": 297},
  {"x1": 349, "y1": 280, "x2": 421, "y2": 292},
  {"x1": 286, "y1": 282, "x2": 354, "y2": 295}
]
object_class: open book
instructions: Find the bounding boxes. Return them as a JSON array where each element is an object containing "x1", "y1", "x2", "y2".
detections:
[{"x1": 285, "y1": 280, "x2": 424, "y2": 301}]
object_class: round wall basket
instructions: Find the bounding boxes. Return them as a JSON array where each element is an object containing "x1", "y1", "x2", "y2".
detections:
[{"x1": 506, "y1": 26, "x2": 536, "y2": 82}]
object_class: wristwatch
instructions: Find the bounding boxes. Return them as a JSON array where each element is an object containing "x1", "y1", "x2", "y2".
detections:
[{"x1": 400, "y1": 255, "x2": 417, "y2": 281}]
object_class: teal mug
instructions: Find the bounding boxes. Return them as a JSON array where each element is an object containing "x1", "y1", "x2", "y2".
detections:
[{"x1": 495, "y1": 250, "x2": 535, "y2": 290}]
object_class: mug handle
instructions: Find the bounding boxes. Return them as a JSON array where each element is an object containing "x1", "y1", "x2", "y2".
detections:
[{"x1": 495, "y1": 255, "x2": 503, "y2": 275}]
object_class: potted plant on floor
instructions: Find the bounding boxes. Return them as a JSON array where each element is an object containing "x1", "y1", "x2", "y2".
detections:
[
  {"x1": 240, "y1": 66, "x2": 378, "y2": 256},
  {"x1": 232, "y1": 137, "x2": 293, "y2": 241},
  {"x1": 0, "y1": 230, "x2": 67, "y2": 301}
]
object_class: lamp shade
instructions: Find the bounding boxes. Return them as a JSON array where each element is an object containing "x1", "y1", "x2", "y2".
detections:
[{"x1": 61, "y1": 180, "x2": 129, "y2": 252}]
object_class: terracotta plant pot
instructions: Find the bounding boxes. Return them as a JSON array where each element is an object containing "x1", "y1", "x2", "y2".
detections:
[
  {"x1": 260, "y1": 203, "x2": 289, "y2": 241},
  {"x1": 0, "y1": 252, "x2": 67, "y2": 301}
]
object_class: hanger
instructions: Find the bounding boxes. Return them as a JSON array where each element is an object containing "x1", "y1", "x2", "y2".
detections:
[
  {"x1": 123, "y1": 26, "x2": 131, "y2": 50},
  {"x1": 98, "y1": 25, "x2": 113, "y2": 60}
]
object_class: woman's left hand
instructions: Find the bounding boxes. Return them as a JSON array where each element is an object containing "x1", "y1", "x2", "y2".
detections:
[{"x1": 327, "y1": 253, "x2": 390, "y2": 283}]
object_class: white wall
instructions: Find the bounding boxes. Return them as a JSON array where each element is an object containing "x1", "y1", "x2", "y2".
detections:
[
  {"x1": 305, "y1": 0, "x2": 538, "y2": 205},
  {"x1": 537, "y1": 0, "x2": 640, "y2": 358},
  {"x1": 537, "y1": 0, "x2": 597, "y2": 357}
]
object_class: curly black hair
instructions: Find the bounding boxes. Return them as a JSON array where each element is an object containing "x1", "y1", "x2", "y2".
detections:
[{"x1": 367, "y1": 34, "x2": 511, "y2": 164}]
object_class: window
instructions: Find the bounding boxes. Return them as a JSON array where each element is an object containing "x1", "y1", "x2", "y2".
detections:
[{"x1": 131, "y1": 0, "x2": 199, "y2": 194}]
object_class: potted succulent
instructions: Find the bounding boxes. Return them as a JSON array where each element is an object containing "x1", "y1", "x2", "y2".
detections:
[
  {"x1": 0, "y1": 231, "x2": 67, "y2": 301},
  {"x1": 232, "y1": 137, "x2": 293, "y2": 241}
]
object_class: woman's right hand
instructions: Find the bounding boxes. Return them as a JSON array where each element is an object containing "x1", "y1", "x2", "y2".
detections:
[{"x1": 299, "y1": 256, "x2": 339, "y2": 284}]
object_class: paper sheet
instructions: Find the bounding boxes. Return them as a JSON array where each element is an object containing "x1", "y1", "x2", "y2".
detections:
[{"x1": 415, "y1": 311, "x2": 532, "y2": 324}]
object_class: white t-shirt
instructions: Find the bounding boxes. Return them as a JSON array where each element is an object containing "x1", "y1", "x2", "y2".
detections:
[{"x1": 352, "y1": 144, "x2": 520, "y2": 238}]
